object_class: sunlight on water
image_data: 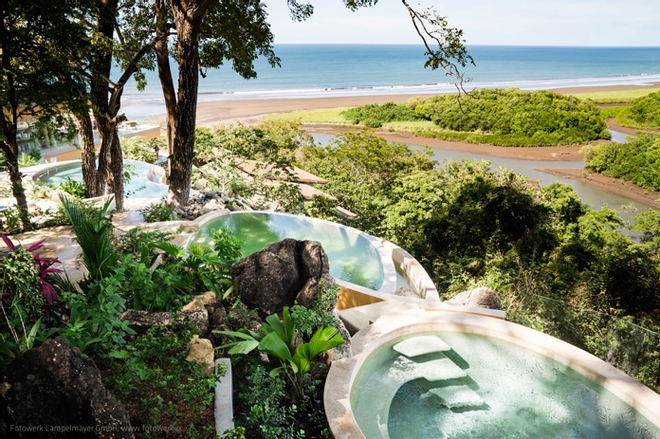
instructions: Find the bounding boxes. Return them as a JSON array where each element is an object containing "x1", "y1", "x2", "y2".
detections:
[
  {"x1": 351, "y1": 332, "x2": 660, "y2": 439},
  {"x1": 192, "y1": 212, "x2": 384, "y2": 290}
]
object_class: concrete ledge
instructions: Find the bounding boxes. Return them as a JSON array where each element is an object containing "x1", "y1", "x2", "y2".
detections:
[{"x1": 215, "y1": 358, "x2": 234, "y2": 437}]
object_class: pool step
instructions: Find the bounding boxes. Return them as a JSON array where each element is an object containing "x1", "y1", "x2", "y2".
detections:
[
  {"x1": 428, "y1": 385, "x2": 485, "y2": 409},
  {"x1": 388, "y1": 356, "x2": 467, "y2": 381},
  {"x1": 393, "y1": 335, "x2": 451, "y2": 357}
]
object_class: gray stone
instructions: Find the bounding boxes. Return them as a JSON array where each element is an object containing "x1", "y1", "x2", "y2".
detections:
[
  {"x1": 120, "y1": 308, "x2": 209, "y2": 336},
  {"x1": 0, "y1": 339, "x2": 133, "y2": 438},
  {"x1": 323, "y1": 310, "x2": 352, "y2": 365},
  {"x1": 446, "y1": 287, "x2": 503, "y2": 310},
  {"x1": 230, "y1": 239, "x2": 335, "y2": 315}
]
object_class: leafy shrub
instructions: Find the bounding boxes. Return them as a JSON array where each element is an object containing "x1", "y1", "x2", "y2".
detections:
[
  {"x1": 234, "y1": 365, "x2": 305, "y2": 439},
  {"x1": 114, "y1": 226, "x2": 174, "y2": 258},
  {"x1": 582, "y1": 132, "x2": 660, "y2": 191},
  {"x1": 410, "y1": 88, "x2": 610, "y2": 145},
  {"x1": 217, "y1": 306, "x2": 343, "y2": 400},
  {"x1": 59, "y1": 196, "x2": 117, "y2": 294},
  {"x1": 0, "y1": 234, "x2": 62, "y2": 320},
  {"x1": 58, "y1": 177, "x2": 86, "y2": 199},
  {"x1": 141, "y1": 200, "x2": 175, "y2": 222},
  {"x1": 614, "y1": 91, "x2": 660, "y2": 129},
  {"x1": 342, "y1": 101, "x2": 422, "y2": 128},
  {"x1": 290, "y1": 280, "x2": 341, "y2": 337},
  {"x1": 98, "y1": 254, "x2": 189, "y2": 312},
  {"x1": 54, "y1": 283, "x2": 135, "y2": 356},
  {"x1": 18, "y1": 150, "x2": 41, "y2": 167},
  {"x1": 122, "y1": 136, "x2": 163, "y2": 164},
  {"x1": 104, "y1": 326, "x2": 219, "y2": 438}
]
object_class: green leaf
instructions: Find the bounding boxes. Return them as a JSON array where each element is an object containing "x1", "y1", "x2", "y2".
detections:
[
  {"x1": 258, "y1": 331, "x2": 292, "y2": 362},
  {"x1": 296, "y1": 326, "x2": 344, "y2": 361}
]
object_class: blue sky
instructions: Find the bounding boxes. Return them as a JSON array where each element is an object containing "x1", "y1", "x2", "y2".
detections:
[{"x1": 262, "y1": 0, "x2": 660, "y2": 47}]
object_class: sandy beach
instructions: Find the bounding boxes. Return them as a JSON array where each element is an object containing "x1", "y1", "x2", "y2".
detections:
[{"x1": 188, "y1": 82, "x2": 660, "y2": 207}]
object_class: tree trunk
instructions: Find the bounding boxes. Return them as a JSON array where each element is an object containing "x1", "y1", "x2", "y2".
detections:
[
  {"x1": 107, "y1": 132, "x2": 124, "y2": 210},
  {"x1": 165, "y1": 0, "x2": 210, "y2": 207},
  {"x1": 0, "y1": 126, "x2": 31, "y2": 231},
  {"x1": 76, "y1": 112, "x2": 99, "y2": 198}
]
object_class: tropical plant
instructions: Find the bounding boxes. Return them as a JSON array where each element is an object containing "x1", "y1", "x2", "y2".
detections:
[
  {"x1": 140, "y1": 199, "x2": 175, "y2": 222},
  {"x1": 121, "y1": 136, "x2": 161, "y2": 164},
  {"x1": 0, "y1": 234, "x2": 62, "y2": 318},
  {"x1": 18, "y1": 150, "x2": 41, "y2": 167},
  {"x1": 58, "y1": 177, "x2": 86, "y2": 199},
  {"x1": 149, "y1": 229, "x2": 242, "y2": 300},
  {"x1": 59, "y1": 195, "x2": 117, "y2": 294},
  {"x1": 216, "y1": 307, "x2": 344, "y2": 400}
]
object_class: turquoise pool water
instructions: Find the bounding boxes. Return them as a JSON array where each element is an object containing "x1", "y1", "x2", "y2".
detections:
[
  {"x1": 351, "y1": 332, "x2": 660, "y2": 439},
  {"x1": 192, "y1": 212, "x2": 385, "y2": 290},
  {"x1": 35, "y1": 160, "x2": 167, "y2": 198}
]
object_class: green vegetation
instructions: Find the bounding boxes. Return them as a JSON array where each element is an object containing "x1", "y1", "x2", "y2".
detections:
[
  {"x1": 293, "y1": 129, "x2": 660, "y2": 391},
  {"x1": 342, "y1": 101, "x2": 423, "y2": 128},
  {"x1": 264, "y1": 107, "x2": 353, "y2": 125},
  {"x1": 608, "y1": 91, "x2": 660, "y2": 129},
  {"x1": 569, "y1": 87, "x2": 660, "y2": 104},
  {"x1": 141, "y1": 200, "x2": 176, "y2": 222},
  {"x1": 217, "y1": 306, "x2": 343, "y2": 400},
  {"x1": 582, "y1": 132, "x2": 660, "y2": 191},
  {"x1": 192, "y1": 122, "x2": 307, "y2": 212},
  {"x1": 58, "y1": 177, "x2": 86, "y2": 199},
  {"x1": 105, "y1": 326, "x2": 219, "y2": 438},
  {"x1": 410, "y1": 88, "x2": 610, "y2": 146},
  {"x1": 269, "y1": 89, "x2": 611, "y2": 146}
]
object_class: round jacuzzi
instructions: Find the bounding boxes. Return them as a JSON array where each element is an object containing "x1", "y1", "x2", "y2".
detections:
[
  {"x1": 325, "y1": 311, "x2": 660, "y2": 439},
  {"x1": 32, "y1": 159, "x2": 167, "y2": 198},
  {"x1": 189, "y1": 211, "x2": 396, "y2": 292}
]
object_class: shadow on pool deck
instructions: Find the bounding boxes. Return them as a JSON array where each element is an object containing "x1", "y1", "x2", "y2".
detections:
[{"x1": 1, "y1": 204, "x2": 149, "y2": 285}]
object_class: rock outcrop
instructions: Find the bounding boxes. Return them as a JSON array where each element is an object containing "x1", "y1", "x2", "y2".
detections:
[
  {"x1": 120, "y1": 309, "x2": 209, "y2": 336},
  {"x1": 172, "y1": 191, "x2": 232, "y2": 221},
  {"x1": 1, "y1": 339, "x2": 133, "y2": 438},
  {"x1": 230, "y1": 239, "x2": 335, "y2": 315},
  {"x1": 446, "y1": 287, "x2": 503, "y2": 310}
]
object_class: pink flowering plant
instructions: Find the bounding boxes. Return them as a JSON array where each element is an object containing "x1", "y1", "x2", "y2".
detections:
[{"x1": 1, "y1": 233, "x2": 63, "y2": 320}]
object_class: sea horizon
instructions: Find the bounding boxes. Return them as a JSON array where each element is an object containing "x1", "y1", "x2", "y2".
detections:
[{"x1": 121, "y1": 44, "x2": 660, "y2": 121}]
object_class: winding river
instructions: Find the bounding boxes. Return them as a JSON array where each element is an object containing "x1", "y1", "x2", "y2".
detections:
[{"x1": 310, "y1": 131, "x2": 648, "y2": 227}]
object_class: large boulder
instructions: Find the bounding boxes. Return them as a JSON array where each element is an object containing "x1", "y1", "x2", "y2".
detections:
[
  {"x1": 0, "y1": 339, "x2": 133, "y2": 438},
  {"x1": 230, "y1": 239, "x2": 335, "y2": 315},
  {"x1": 446, "y1": 287, "x2": 503, "y2": 310}
]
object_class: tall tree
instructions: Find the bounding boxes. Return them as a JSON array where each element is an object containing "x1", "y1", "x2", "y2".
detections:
[
  {"x1": 153, "y1": 0, "x2": 471, "y2": 207},
  {"x1": 78, "y1": 0, "x2": 164, "y2": 209},
  {"x1": 0, "y1": 0, "x2": 91, "y2": 230}
]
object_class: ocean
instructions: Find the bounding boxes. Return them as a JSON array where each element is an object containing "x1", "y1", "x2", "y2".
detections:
[{"x1": 121, "y1": 44, "x2": 660, "y2": 121}]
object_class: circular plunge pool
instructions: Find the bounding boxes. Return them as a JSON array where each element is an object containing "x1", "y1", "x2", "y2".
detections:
[
  {"x1": 33, "y1": 159, "x2": 167, "y2": 198},
  {"x1": 191, "y1": 211, "x2": 388, "y2": 291},
  {"x1": 326, "y1": 311, "x2": 660, "y2": 439}
]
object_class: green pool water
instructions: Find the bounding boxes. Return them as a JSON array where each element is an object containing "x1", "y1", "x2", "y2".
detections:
[
  {"x1": 351, "y1": 332, "x2": 660, "y2": 439},
  {"x1": 192, "y1": 212, "x2": 385, "y2": 290}
]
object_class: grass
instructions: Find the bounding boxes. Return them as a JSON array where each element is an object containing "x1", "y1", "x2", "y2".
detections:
[
  {"x1": 263, "y1": 107, "x2": 352, "y2": 124},
  {"x1": 568, "y1": 88, "x2": 660, "y2": 104}
]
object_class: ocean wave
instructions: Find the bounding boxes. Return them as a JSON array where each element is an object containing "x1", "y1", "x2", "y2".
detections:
[{"x1": 122, "y1": 72, "x2": 660, "y2": 104}]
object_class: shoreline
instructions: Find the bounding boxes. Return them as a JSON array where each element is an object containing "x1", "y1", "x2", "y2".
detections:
[{"x1": 187, "y1": 82, "x2": 660, "y2": 209}]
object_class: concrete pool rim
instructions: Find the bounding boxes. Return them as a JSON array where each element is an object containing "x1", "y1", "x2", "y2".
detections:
[{"x1": 324, "y1": 310, "x2": 660, "y2": 439}]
